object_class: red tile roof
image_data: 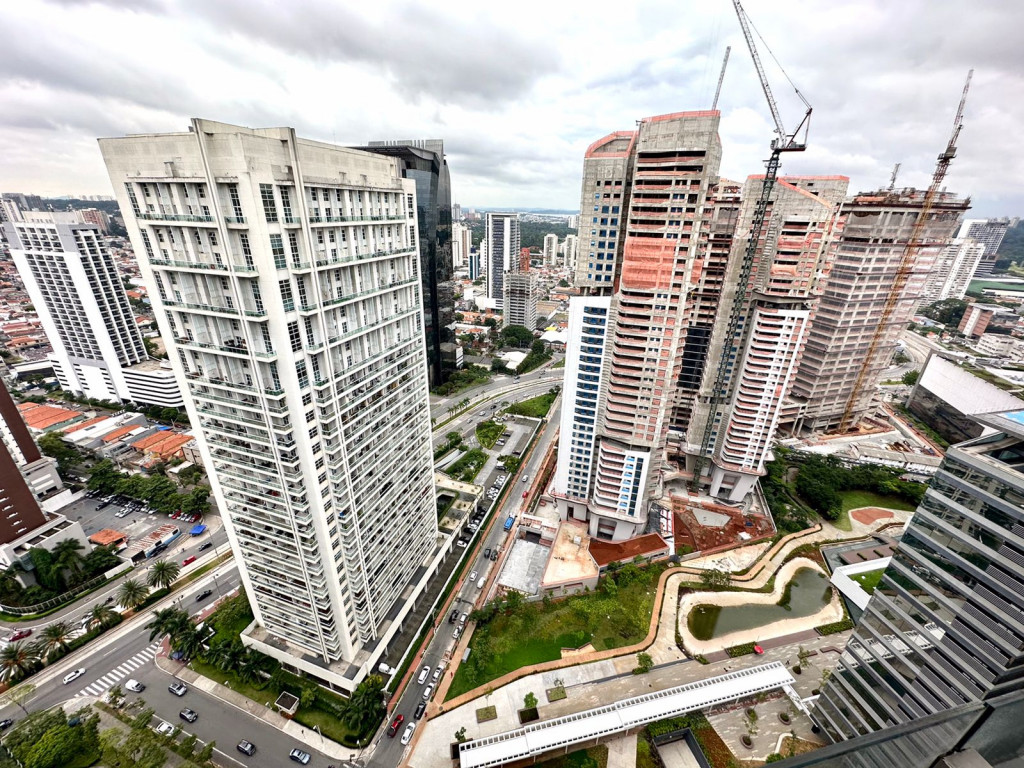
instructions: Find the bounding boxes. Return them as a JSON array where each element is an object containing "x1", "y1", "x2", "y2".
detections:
[{"x1": 588, "y1": 533, "x2": 669, "y2": 567}]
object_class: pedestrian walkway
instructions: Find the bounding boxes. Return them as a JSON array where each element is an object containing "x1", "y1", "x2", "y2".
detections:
[{"x1": 75, "y1": 641, "x2": 161, "y2": 697}]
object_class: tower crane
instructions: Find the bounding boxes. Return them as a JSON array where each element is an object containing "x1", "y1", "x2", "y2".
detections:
[
  {"x1": 711, "y1": 47, "x2": 732, "y2": 111},
  {"x1": 690, "y1": 0, "x2": 812, "y2": 489},
  {"x1": 838, "y1": 70, "x2": 972, "y2": 433}
]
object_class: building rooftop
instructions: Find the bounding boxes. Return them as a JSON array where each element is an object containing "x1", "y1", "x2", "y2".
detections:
[
  {"x1": 588, "y1": 533, "x2": 670, "y2": 568},
  {"x1": 17, "y1": 402, "x2": 84, "y2": 430},
  {"x1": 542, "y1": 520, "x2": 599, "y2": 587},
  {"x1": 88, "y1": 528, "x2": 127, "y2": 546},
  {"x1": 101, "y1": 424, "x2": 140, "y2": 443}
]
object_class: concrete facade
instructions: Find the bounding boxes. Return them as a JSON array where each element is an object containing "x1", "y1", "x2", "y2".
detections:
[
  {"x1": 502, "y1": 272, "x2": 537, "y2": 330},
  {"x1": 100, "y1": 119, "x2": 438, "y2": 692},
  {"x1": 921, "y1": 238, "x2": 986, "y2": 303},
  {"x1": 485, "y1": 212, "x2": 520, "y2": 302}
]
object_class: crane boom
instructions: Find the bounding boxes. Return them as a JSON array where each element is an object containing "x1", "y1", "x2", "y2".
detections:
[
  {"x1": 689, "y1": 0, "x2": 811, "y2": 490},
  {"x1": 838, "y1": 70, "x2": 972, "y2": 432},
  {"x1": 711, "y1": 46, "x2": 731, "y2": 111}
]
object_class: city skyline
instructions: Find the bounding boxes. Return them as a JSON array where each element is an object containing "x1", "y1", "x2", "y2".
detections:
[{"x1": 0, "y1": 1, "x2": 1020, "y2": 217}]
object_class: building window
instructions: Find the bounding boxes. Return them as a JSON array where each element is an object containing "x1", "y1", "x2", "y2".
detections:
[
  {"x1": 270, "y1": 235, "x2": 286, "y2": 269},
  {"x1": 287, "y1": 321, "x2": 301, "y2": 352}
]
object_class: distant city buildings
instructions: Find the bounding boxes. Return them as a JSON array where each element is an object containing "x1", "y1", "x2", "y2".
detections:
[
  {"x1": 562, "y1": 233, "x2": 578, "y2": 273},
  {"x1": 485, "y1": 212, "x2": 520, "y2": 302},
  {"x1": 100, "y1": 119, "x2": 439, "y2": 692},
  {"x1": 3, "y1": 204, "x2": 182, "y2": 406},
  {"x1": 543, "y1": 234, "x2": 558, "y2": 267},
  {"x1": 452, "y1": 222, "x2": 472, "y2": 269},
  {"x1": 957, "y1": 217, "x2": 1010, "y2": 276}
]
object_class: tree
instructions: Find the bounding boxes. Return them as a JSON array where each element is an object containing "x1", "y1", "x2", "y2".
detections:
[
  {"x1": 0, "y1": 682, "x2": 36, "y2": 715},
  {"x1": 902, "y1": 369, "x2": 920, "y2": 386},
  {"x1": 171, "y1": 624, "x2": 207, "y2": 660},
  {"x1": 342, "y1": 674, "x2": 385, "y2": 734},
  {"x1": 454, "y1": 727, "x2": 468, "y2": 743},
  {"x1": 633, "y1": 652, "x2": 654, "y2": 675},
  {"x1": 24, "y1": 720, "x2": 80, "y2": 768},
  {"x1": 34, "y1": 621, "x2": 73, "y2": 661},
  {"x1": 523, "y1": 692, "x2": 538, "y2": 709},
  {"x1": 213, "y1": 639, "x2": 246, "y2": 672},
  {"x1": 919, "y1": 298, "x2": 968, "y2": 327},
  {"x1": 146, "y1": 607, "x2": 191, "y2": 642},
  {"x1": 500, "y1": 325, "x2": 534, "y2": 348},
  {"x1": 0, "y1": 641, "x2": 39, "y2": 683},
  {"x1": 117, "y1": 578, "x2": 150, "y2": 611},
  {"x1": 88, "y1": 601, "x2": 120, "y2": 630},
  {"x1": 195, "y1": 741, "x2": 215, "y2": 762},
  {"x1": 744, "y1": 708, "x2": 759, "y2": 737},
  {"x1": 53, "y1": 538, "x2": 86, "y2": 579},
  {"x1": 181, "y1": 486, "x2": 210, "y2": 516},
  {"x1": 87, "y1": 459, "x2": 123, "y2": 494},
  {"x1": 82, "y1": 544, "x2": 120, "y2": 576},
  {"x1": 147, "y1": 559, "x2": 180, "y2": 591},
  {"x1": 699, "y1": 568, "x2": 731, "y2": 591},
  {"x1": 38, "y1": 433, "x2": 80, "y2": 477}
]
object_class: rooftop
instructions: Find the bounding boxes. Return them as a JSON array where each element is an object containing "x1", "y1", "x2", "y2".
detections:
[
  {"x1": 17, "y1": 402, "x2": 84, "y2": 430},
  {"x1": 542, "y1": 520, "x2": 599, "y2": 587},
  {"x1": 588, "y1": 533, "x2": 670, "y2": 568}
]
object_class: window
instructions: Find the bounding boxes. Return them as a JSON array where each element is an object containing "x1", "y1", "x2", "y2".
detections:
[
  {"x1": 260, "y1": 184, "x2": 278, "y2": 222},
  {"x1": 270, "y1": 234, "x2": 286, "y2": 269},
  {"x1": 288, "y1": 321, "x2": 302, "y2": 351},
  {"x1": 279, "y1": 280, "x2": 294, "y2": 311}
]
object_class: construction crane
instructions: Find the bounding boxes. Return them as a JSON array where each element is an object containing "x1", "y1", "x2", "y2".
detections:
[
  {"x1": 711, "y1": 46, "x2": 731, "y2": 110},
  {"x1": 838, "y1": 70, "x2": 973, "y2": 432},
  {"x1": 689, "y1": 0, "x2": 812, "y2": 490}
]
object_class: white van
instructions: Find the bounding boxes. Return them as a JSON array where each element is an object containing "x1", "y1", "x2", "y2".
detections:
[{"x1": 476, "y1": 577, "x2": 486, "y2": 590}]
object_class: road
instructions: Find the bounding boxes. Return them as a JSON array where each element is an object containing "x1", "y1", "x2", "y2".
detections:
[
  {"x1": 373, "y1": 397, "x2": 563, "y2": 767},
  {"x1": 429, "y1": 360, "x2": 562, "y2": 423},
  {"x1": 2, "y1": 563, "x2": 339, "y2": 768}
]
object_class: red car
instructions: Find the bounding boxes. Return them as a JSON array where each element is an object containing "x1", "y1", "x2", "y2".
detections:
[
  {"x1": 387, "y1": 714, "x2": 405, "y2": 738},
  {"x1": 753, "y1": 644, "x2": 765, "y2": 655},
  {"x1": 522, "y1": 491, "x2": 528, "y2": 498},
  {"x1": 8, "y1": 629, "x2": 31, "y2": 642}
]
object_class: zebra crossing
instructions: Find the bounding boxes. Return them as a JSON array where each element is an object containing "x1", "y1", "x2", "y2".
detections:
[{"x1": 75, "y1": 642, "x2": 161, "y2": 698}]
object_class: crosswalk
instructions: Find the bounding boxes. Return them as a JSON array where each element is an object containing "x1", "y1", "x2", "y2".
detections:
[{"x1": 75, "y1": 642, "x2": 161, "y2": 698}]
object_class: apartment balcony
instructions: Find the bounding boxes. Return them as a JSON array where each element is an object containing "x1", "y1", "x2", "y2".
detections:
[
  {"x1": 225, "y1": 217, "x2": 247, "y2": 225},
  {"x1": 137, "y1": 212, "x2": 215, "y2": 223},
  {"x1": 282, "y1": 217, "x2": 302, "y2": 225},
  {"x1": 184, "y1": 371, "x2": 284, "y2": 397},
  {"x1": 164, "y1": 299, "x2": 240, "y2": 317},
  {"x1": 308, "y1": 213, "x2": 404, "y2": 224},
  {"x1": 150, "y1": 257, "x2": 228, "y2": 273}
]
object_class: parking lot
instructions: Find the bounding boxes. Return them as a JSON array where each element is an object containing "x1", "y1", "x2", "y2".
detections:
[{"x1": 64, "y1": 494, "x2": 198, "y2": 550}]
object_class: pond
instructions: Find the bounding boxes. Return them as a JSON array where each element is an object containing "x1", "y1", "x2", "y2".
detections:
[{"x1": 687, "y1": 568, "x2": 833, "y2": 641}]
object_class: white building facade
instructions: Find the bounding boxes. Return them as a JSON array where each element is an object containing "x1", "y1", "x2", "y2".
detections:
[
  {"x1": 542, "y1": 234, "x2": 558, "y2": 267},
  {"x1": 920, "y1": 237, "x2": 986, "y2": 303},
  {"x1": 100, "y1": 119, "x2": 439, "y2": 691},
  {"x1": 503, "y1": 272, "x2": 537, "y2": 330},
  {"x1": 485, "y1": 212, "x2": 519, "y2": 301}
]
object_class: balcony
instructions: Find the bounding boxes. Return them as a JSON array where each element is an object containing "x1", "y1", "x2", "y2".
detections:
[
  {"x1": 225, "y1": 216, "x2": 247, "y2": 225},
  {"x1": 150, "y1": 257, "x2": 226, "y2": 272},
  {"x1": 164, "y1": 299, "x2": 239, "y2": 317},
  {"x1": 138, "y1": 212, "x2": 215, "y2": 223}
]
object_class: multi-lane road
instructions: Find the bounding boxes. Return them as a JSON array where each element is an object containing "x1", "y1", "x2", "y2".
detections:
[{"x1": 373, "y1": 397, "x2": 563, "y2": 766}]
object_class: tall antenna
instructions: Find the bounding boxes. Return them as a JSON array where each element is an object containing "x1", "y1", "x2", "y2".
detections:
[{"x1": 711, "y1": 46, "x2": 732, "y2": 111}]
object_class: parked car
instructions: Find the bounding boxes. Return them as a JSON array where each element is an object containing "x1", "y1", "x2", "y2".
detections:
[
  {"x1": 433, "y1": 664, "x2": 444, "y2": 682},
  {"x1": 387, "y1": 714, "x2": 405, "y2": 737},
  {"x1": 417, "y1": 665, "x2": 430, "y2": 685},
  {"x1": 468, "y1": 570, "x2": 477, "y2": 582},
  {"x1": 155, "y1": 721, "x2": 175, "y2": 736},
  {"x1": 414, "y1": 701, "x2": 427, "y2": 719},
  {"x1": 456, "y1": 539, "x2": 468, "y2": 549},
  {"x1": 448, "y1": 609, "x2": 459, "y2": 624},
  {"x1": 459, "y1": 612, "x2": 468, "y2": 625},
  {"x1": 236, "y1": 739, "x2": 256, "y2": 756},
  {"x1": 490, "y1": 549, "x2": 499, "y2": 562},
  {"x1": 401, "y1": 722, "x2": 417, "y2": 745},
  {"x1": 452, "y1": 625, "x2": 463, "y2": 640},
  {"x1": 168, "y1": 682, "x2": 188, "y2": 696},
  {"x1": 125, "y1": 679, "x2": 145, "y2": 693},
  {"x1": 179, "y1": 708, "x2": 198, "y2": 723},
  {"x1": 62, "y1": 668, "x2": 86, "y2": 685},
  {"x1": 422, "y1": 684, "x2": 434, "y2": 700},
  {"x1": 484, "y1": 548, "x2": 491, "y2": 559},
  {"x1": 289, "y1": 748, "x2": 311, "y2": 764}
]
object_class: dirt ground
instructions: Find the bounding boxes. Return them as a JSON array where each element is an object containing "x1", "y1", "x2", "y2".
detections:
[{"x1": 850, "y1": 507, "x2": 894, "y2": 526}]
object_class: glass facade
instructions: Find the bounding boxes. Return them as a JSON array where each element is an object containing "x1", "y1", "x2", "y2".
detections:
[
  {"x1": 813, "y1": 422, "x2": 1024, "y2": 748},
  {"x1": 361, "y1": 140, "x2": 454, "y2": 387}
]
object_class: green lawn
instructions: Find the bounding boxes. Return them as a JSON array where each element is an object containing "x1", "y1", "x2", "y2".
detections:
[
  {"x1": 850, "y1": 569, "x2": 885, "y2": 594},
  {"x1": 446, "y1": 565, "x2": 664, "y2": 700},
  {"x1": 476, "y1": 421, "x2": 504, "y2": 449},
  {"x1": 446, "y1": 448, "x2": 489, "y2": 482},
  {"x1": 840, "y1": 490, "x2": 917, "y2": 514},
  {"x1": 505, "y1": 391, "x2": 558, "y2": 419},
  {"x1": 537, "y1": 746, "x2": 608, "y2": 768}
]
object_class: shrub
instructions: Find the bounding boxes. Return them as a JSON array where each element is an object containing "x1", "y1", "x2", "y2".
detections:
[
  {"x1": 726, "y1": 642, "x2": 756, "y2": 658},
  {"x1": 815, "y1": 618, "x2": 854, "y2": 635}
]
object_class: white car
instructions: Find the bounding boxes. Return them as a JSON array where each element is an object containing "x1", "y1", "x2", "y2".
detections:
[
  {"x1": 155, "y1": 721, "x2": 175, "y2": 736},
  {"x1": 125, "y1": 679, "x2": 145, "y2": 693},
  {"x1": 432, "y1": 664, "x2": 444, "y2": 682},
  {"x1": 469, "y1": 571, "x2": 478, "y2": 582},
  {"x1": 401, "y1": 722, "x2": 417, "y2": 745},
  {"x1": 62, "y1": 668, "x2": 86, "y2": 685}
]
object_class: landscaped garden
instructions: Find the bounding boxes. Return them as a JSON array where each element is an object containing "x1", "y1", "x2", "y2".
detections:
[
  {"x1": 475, "y1": 421, "x2": 505, "y2": 449},
  {"x1": 445, "y1": 448, "x2": 489, "y2": 483},
  {"x1": 446, "y1": 561, "x2": 665, "y2": 700},
  {"x1": 505, "y1": 389, "x2": 559, "y2": 419},
  {"x1": 850, "y1": 568, "x2": 885, "y2": 594}
]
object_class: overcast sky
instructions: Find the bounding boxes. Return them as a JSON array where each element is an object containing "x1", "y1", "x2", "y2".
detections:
[{"x1": 1, "y1": 0, "x2": 1020, "y2": 216}]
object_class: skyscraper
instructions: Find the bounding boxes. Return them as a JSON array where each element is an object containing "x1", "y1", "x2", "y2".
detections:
[
  {"x1": 695, "y1": 176, "x2": 848, "y2": 501},
  {"x1": 452, "y1": 222, "x2": 472, "y2": 269},
  {"x1": 813, "y1": 407, "x2": 1024, "y2": 747},
  {"x1": 785, "y1": 188, "x2": 969, "y2": 435},
  {"x1": 3, "y1": 205, "x2": 182, "y2": 406},
  {"x1": 554, "y1": 111, "x2": 729, "y2": 540},
  {"x1": 921, "y1": 238, "x2": 987, "y2": 304},
  {"x1": 957, "y1": 218, "x2": 1010, "y2": 277},
  {"x1": 100, "y1": 119, "x2": 438, "y2": 691},
  {"x1": 543, "y1": 234, "x2": 558, "y2": 267},
  {"x1": 485, "y1": 212, "x2": 520, "y2": 302},
  {"x1": 359, "y1": 140, "x2": 454, "y2": 388},
  {"x1": 562, "y1": 234, "x2": 578, "y2": 273},
  {"x1": 503, "y1": 272, "x2": 537, "y2": 330}
]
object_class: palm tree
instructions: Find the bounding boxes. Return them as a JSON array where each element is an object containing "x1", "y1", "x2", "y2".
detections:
[
  {"x1": 146, "y1": 559, "x2": 180, "y2": 591},
  {"x1": 87, "y1": 602, "x2": 119, "y2": 631},
  {"x1": 117, "y1": 578, "x2": 149, "y2": 611},
  {"x1": 236, "y1": 650, "x2": 268, "y2": 685},
  {"x1": 0, "y1": 642, "x2": 39, "y2": 683},
  {"x1": 145, "y1": 607, "x2": 190, "y2": 642},
  {"x1": 213, "y1": 640, "x2": 246, "y2": 673},
  {"x1": 34, "y1": 621, "x2": 73, "y2": 661},
  {"x1": 172, "y1": 624, "x2": 206, "y2": 661},
  {"x1": 342, "y1": 674, "x2": 385, "y2": 733},
  {"x1": 52, "y1": 538, "x2": 85, "y2": 577}
]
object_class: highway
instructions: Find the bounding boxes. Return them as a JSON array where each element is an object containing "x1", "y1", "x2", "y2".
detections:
[{"x1": 373, "y1": 397, "x2": 563, "y2": 767}]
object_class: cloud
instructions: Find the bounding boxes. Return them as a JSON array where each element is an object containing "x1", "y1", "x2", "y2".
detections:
[{"x1": 0, "y1": 0, "x2": 1019, "y2": 217}]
